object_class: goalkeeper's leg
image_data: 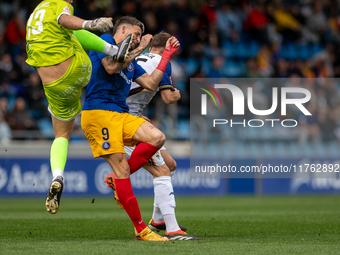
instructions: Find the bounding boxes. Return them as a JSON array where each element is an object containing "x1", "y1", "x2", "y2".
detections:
[{"x1": 72, "y1": 30, "x2": 134, "y2": 62}]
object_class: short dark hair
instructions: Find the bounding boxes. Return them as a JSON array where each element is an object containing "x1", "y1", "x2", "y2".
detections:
[
  {"x1": 112, "y1": 16, "x2": 145, "y2": 35},
  {"x1": 149, "y1": 32, "x2": 172, "y2": 49}
]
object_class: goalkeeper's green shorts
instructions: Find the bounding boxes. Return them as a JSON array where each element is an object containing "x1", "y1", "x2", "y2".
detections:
[{"x1": 43, "y1": 47, "x2": 92, "y2": 121}]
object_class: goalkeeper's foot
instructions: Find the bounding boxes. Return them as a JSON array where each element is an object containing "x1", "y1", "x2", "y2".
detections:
[
  {"x1": 135, "y1": 227, "x2": 168, "y2": 241},
  {"x1": 114, "y1": 33, "x2": 134, "y2": 63},
  {"x1": 45, "y1": 176, "x2": 64, "y2": 214},
  {"x1": 164, "y1": 229, "x2": 200, "y2": 240},
  {"x1": 105, "y1": 173, "x2": 124, "y2": 209},
  {"x1": 148, "y1": 218, "x2": 187, "y2": 232}
]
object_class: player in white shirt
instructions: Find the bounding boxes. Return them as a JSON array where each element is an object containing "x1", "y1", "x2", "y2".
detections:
[
  {"x1": 105, "y1": 32, "x2": 199, "y2": 240},
  {"x1": 125, "y1": 49, "x2": 179, "y2": 174}
]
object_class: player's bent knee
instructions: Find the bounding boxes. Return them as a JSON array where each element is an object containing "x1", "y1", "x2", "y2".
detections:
[
  {"x1": 152, "y1": 131, "x2": 166, "y2": 147},
  {"x1": 168, "y1": 160, "x2": 177, "y2": 172},
  {"x1": 157, "y1": 164, "x2": 170, "y2": 177}
]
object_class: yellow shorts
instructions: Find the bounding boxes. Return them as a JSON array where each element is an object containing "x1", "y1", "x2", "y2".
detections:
[{"x1": 81, "y1": 110, "x2": 145, "y2": 158}]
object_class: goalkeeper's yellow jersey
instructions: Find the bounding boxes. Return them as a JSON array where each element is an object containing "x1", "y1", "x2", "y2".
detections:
[{"x1": 26, "y1": 0, "x2": 77, "y2": 67}]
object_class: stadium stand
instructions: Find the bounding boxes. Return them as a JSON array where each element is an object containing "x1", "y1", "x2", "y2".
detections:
[{"x1": 1, "y1": 0, "x2": 340, "y2": 158}]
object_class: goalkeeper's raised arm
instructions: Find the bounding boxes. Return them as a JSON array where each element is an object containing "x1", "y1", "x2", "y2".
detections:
[{"x1": 59, "y1": 14, "x2": 113, "y2": 32}]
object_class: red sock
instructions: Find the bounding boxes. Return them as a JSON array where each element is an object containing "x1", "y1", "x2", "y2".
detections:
[
  {"x1": 128, "y1": 143, "x2": 160, "y2": 174},
  {"x1": 115, "y1": 178, "x2": 146, "y2": 233}
]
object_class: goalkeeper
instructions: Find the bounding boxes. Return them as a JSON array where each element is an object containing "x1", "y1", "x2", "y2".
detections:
[{"x1": 25, "y1": 0, "x2": 133, "y2": 214}]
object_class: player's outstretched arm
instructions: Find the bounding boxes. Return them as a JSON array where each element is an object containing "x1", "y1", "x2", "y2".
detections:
[
  {"x1": 101, "y1": 34, "x2": 153, "y2": 74},
  {"x1": 59, "y1": 15, "x2": 113, "y2": 32},
  {"x1": 161, "y1": 88, "x2": 181, "y2": 105},
  {"x1": 135, "y1": 37, "x2": 180, "y2": 91}
]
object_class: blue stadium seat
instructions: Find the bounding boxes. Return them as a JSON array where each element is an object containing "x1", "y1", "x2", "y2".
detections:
[
  {"x1": 207, "y1": 142, "x2": 220, "y2": 157},
  {"x1": 223, "y1": 61, "x2": 243, "y2": 77},
  {"x1": 248, "y1": 41, "x2": 260, "y2": 57},
  {"x1": 314, "y1": 142, "x2": 326, "y2": 158},
  {"x1": 221, "y1": 126, "x2": 233, "y2": 140},
  {"x1": 275, "y1": 142, "x2": 288, "y2": 158},
  {"x1": 185, "y1": 58, "x2": 199, "y2": 76},
  {"x1": 222, "y1": 143, "x2": 234, "y2": 158},
  {"x1": 236, "y1": 141, "x2": 247, "y2": 158},
  {"x1": 201, "y1": 58, "x2": 211, "y2": 76},
  {"x1": 176, "y1": 81, "x2": 186, "y2": 92},
  {"x1": 37, "y1": 118, "x2": 54, "y2": 139},
  {"x1": 288, "y1": 142, "x2": 301, "y2": 158},
  {"x1": 192, "y1": 143, "x2": 205, "y2": 157},
  {"x1": 298, "y1": 44, "x2": 309, "y2": 60},
  {"x1": 301, "y1": 143, "x2": 313, "y2": 157},
  {"x1": 249, "y1": 142, "x2": 261, "y2": 158},
  {"x1": 326, "y1": 141, "x2": 339, "y2": 157},
  {"x1": 263, "y1": 142, "x2": 273, "y2": 157},
  {"x1": 177, "y1": 119, "x2": 190, "y2": 140}
]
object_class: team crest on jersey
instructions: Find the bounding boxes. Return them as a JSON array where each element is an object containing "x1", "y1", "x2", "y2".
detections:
[
  {"x1": 128, "y1": 63, "x2": 134, "y2": 72},
  {"x1": 63, "y1": 6, "x2": 71, "y2": 14},
  {"x1": 102, "y1": 142, "x2": 111, "y2": 150}
]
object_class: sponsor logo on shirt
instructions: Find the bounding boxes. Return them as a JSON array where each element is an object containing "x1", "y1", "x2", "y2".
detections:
[
  {"x1": 63, "y1": 6, "x2": 71, "y2": 14},
  {"x1": 119, "y1": 71, "x2": 131, "y2": 84}
]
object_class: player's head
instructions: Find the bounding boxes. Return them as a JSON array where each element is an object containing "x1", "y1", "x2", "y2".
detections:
[
  {"x1": 112, "y1": 16, "x2": 145, "y2": 50},
  {"x1": 149, "y1": 32, "x2": 172, "y2": 54}
]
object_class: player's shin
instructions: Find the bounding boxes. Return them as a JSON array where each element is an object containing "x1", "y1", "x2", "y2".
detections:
[
  {"x1": 115, "y1": 178, "x2": 147, "y2": 233},
  {"x1": 50, "y1": 137, "x2": 68, "y2": 179},
  {"x1": 154, "y1": 176, "x2": 180, "y2": 233},
  {"x1": 152, "y1": 206, "x2": 164, "y2": 224}
]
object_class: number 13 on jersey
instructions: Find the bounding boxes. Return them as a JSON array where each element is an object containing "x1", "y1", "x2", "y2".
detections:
[{"x1": 27, "y1": 9, "x2": 46, "y2": 39}]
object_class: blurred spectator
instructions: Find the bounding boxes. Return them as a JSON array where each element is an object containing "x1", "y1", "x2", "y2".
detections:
[
  {"x1": 216, "y1": 2, "x2": 242, "y2": 42},
  {"x1": 257, "y1": 45, "x2": 273, "y2": 77},
  {"x1": 0, "y1": 53, "x2": 24, "y2": 83},
  {"x1": 244, "y1": 3, "x2": 269, "y2": 44},
  {"x1": 143, "y1": 11, "x2": 158, "y2": 35},
  {"x1": 0, "y1": 110, "x2": 11, "y2": 144},
  {"x1": 0, "y1": 80, "x2": 17, "y2": 108},
  {"x1": 25, "y1": 72, "x2": 48, "y2": 119},
  {"x1": 6, "y1": 97, "x2": 37, "y2": 132},
  {"x1": 318, "y1": 109, "x2": 337, "y2": 141},
  {"x1": 198, "y1": 0, "x2": 217, "y2": 46},
  {"x1": 0, "y1": 97, "x2": 9, "y2": 116},
  {"x1": 4, "y1": 12, "x2": 25, "y2": 60},
  {"x1": 273, "y1": 5, "x2": 302, "y2": 43},
  {"x1": 244, "y1": 58, "x2": 263, "y2": 78},
  {"x1": 306, "y1": 0, "x2": 330, "y2": 44},
  {"x1": 272, "y1": 59, "x2": 289, "y2": 78},
  {"x1": 208, "y1": 55, "x2": 225, "y2": 77}
]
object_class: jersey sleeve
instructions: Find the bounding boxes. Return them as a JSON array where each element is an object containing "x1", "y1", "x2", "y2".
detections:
[
  {"x1": 95, "y1": 34, "x2": 115, "y2": 60},
  {"x1": 159, "y1": 63, "x2": 174, "y2": 91},
  {"x1": 133, "y1": 60, "x2": 147, "y2": 81},
  {"x1": 56, "y1": 1, "x2": 74, "y2": 24}
]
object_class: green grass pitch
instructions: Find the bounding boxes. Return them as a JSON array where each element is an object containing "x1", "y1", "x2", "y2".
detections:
[{"x1": 1, "y1": 196, "x2": 340, "y2": 254}]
